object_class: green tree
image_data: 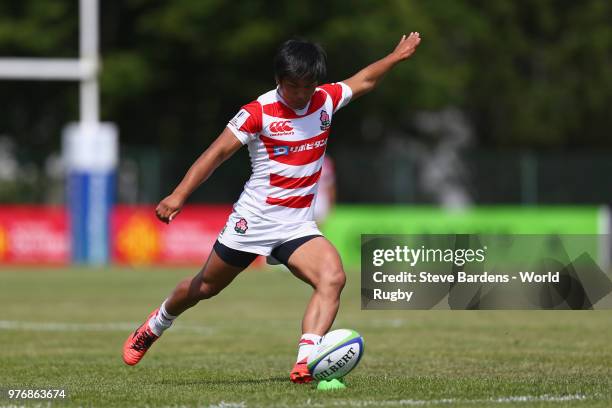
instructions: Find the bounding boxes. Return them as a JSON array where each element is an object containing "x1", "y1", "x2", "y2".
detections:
[{"x1": 1, "y1": 0, "x2": 611, "y2": 154}]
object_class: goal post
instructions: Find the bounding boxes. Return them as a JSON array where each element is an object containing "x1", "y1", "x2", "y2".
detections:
[{"x1": 0, "y1": 0, "x2": 118, "y2": 265}]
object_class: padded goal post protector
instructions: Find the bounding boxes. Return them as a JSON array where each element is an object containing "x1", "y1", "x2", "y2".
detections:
[{"x1": 63, "y1": 123, "x2": 118, "y2": 265}]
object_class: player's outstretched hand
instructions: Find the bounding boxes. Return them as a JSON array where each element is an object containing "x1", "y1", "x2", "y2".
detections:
[
  {"x1": 392, "y1": 32, "x2": 421, "y2": 61},
  {"x1": 155, "y1": 193, "x2": 184, "y2": 224}
]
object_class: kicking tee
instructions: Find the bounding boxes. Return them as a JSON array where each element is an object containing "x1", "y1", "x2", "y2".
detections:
[{"x1": 226, "y1": 83, "x2": 352, "y2": 222}]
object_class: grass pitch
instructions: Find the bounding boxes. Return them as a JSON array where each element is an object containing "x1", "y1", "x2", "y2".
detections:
[{"x1": 1, "y1": 266, "x2": 611, "y2": 407}]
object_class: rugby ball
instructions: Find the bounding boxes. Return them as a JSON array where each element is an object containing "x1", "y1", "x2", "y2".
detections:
[{"x1": 307, "y1": 329, "x2": 364, "y2": 381}]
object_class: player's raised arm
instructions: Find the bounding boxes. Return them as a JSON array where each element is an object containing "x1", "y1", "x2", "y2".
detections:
[
  {"x1": 155, "y1": 127, "x2": 242, "y2": 224},
  {"x1": 343, "y1": 32, "x2": 421, "y2": 101}
]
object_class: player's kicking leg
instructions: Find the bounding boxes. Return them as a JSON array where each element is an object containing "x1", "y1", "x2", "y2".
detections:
[
  {"x1": 122, "y1": 242, "x2": 254, "y2": 365},
  {"x1": 282, "y1": 237, "x2": 346, "y2": 383}
]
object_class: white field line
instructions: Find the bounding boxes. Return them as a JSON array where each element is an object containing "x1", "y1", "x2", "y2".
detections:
[
  {"x1": 0, "y1": 395, "x2": 593, "y2": 408},
  {"x1": 283, "y1": 394, "x2": 590, "y2": 407},
  {"x1": 0, "y1": 320, "x2": 215, "y2": 335},
  {"x1": 0, "y1": 405, "x2": 52, "y2": 408}
]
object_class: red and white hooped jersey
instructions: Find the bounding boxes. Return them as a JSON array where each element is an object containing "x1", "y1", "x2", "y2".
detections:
[{"x1": 226, "y1": 82, "x2": 352, "y2": 222}]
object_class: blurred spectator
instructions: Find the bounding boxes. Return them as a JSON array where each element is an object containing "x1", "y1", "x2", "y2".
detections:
[{"x1": 313, "y1": 155, "x2": 337, "y2": 228}]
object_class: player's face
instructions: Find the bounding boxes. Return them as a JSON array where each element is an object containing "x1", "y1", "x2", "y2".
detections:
[{"x1": 278, "y1": 78, "x2": 318, "y2": 110}]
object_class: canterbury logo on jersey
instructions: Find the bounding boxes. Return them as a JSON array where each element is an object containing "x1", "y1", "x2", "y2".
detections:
[{"x1": 269, "y1": 121, "x2": 294, "y2": 134}]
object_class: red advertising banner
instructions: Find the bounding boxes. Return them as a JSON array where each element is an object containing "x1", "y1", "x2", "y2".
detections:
[
  {"x1": 111, "y1": 205, "x2": 232, "y2": 266},
  {"x1": 0, "y1": 205, "x2": 262, "y2": 267},
  {"x1": 0, "y1": 206, "x2": 70, "y2": 265}
]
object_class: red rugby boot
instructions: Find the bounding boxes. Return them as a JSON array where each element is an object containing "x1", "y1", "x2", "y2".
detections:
[
  {"x1": 123, "y1": 309, "x2": 160, "y2": 366},
  {"x1": 290, "y1": 357, "x2": 313, "y2": 384}
]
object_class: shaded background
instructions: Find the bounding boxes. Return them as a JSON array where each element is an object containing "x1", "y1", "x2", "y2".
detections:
[
  {"x1": 1, "y1": 5, "x2": 612, "y2": 406},
  {"x1": 1, "y1": 0, "x2": 611, "y2": 206}
]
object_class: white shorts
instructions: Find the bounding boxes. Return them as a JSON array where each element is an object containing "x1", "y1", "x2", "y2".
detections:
[{"x1": 217, "y1": 210, "x2": 322, "y2": 256}]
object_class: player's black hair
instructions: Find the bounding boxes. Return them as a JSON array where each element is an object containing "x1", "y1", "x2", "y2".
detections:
[{"x1": 274, "y1": 39, "x2": 327, "y2": 83}]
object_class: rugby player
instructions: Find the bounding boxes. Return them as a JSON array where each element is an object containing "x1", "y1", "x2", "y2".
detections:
[{"x1": 123, "y1": 32, "x2": 421, "y2": 383}]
